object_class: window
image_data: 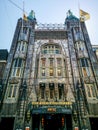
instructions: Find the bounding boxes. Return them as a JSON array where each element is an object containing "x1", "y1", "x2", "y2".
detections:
[
  {"x1": 48, "y1": 46, "x2": 54, "y2": 54},
  {"x1": 93, "y1": 63, "x2": 98, "y2": 76},
  {"x1": 77, "y1": 41, "x2": 85, "y2": 51},
  {"x1": 82, "y1": 68, "x2": 87, "y2": 76},
  {"x1": 17, "y1": 41, "x2": 27, "y2": 52},
  {"x1": 44, "y1": 50, "x2": 47, "y2": 54},
  {"x1": 49, "y1": 83, "x2": 54, "y2": 99},
  {"x1": 80, "y1": 59, "x2": 88, "y2": 67},
  {"x1": 91, "y1": 86, "x2": 96, "y2": 97},
  {"x1": 40, "y1": 83, "x2": 45, "y2": 99},
  {"x1": 55, "y1": 46, "x2": 60, "y2": 54},
  {"x1": 40, "y1": 87, "x2": 45, "y2": 99},
  {"x1": 50, "y1": 58, "x2": 54, "y2": 67},
  {"x1": 80, "y1": 59, "x2": 91, "y2": 77},
  {"x1": 41, "y1": 58, "x2": 46, "y2": 67},
  {"x1": 41, "y1": 44, "x2": 61, "y2": 54},
  {"x1": 49, "y1": 56, "x2": 54, "y2": 75},
  {"x1": 11, "y1": 59, "x2": 24, "y2": 77},
  {"x1": 57, "y1": 58, "x2": 62, "y2": 76},
  {"x1": 23, "y1": 27, "x2": 27, "y2": 34},
  {"x1": 57, "y1": 68, "x2": 61, "y2": 76},
  {"x1": 49, "y1": 68, "x2": 54, "y2": 76},
  {"x1": 59, "y1": 88, "x2": 63, "y2": 99},
  {"x1": 57, "y1": 58, "x2": 61, "y2": 67},
  {"x1": 42, "y1": 68, "x2": 45, "y2": 76},
  {"x1": 19, "y1": 27, "x2": 29, "y2": 41},
  {"x1": 82, "y1": 67, "x2": 91, "y2": 77},
  {"x1": 58, "y1": 84, "x2": 64, "y2": 99},
  {"x1": 86, "y1": 84, "x2": 96, "y2": 98},
  {"x1": 50, "y1": 89, "x2": 54, "y2": 99},
  {"x1": 8, "y1": 84, "x2": 17, "y2": 98}
]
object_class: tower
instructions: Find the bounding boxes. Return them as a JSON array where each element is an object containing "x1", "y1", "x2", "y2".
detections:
[{"x1": 0, "y1": 10, "x2": 98, "y2": 130}]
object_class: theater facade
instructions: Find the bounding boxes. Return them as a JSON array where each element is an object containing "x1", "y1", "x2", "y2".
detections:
[{"x1": 0, "y1": 10, "x2": 98, "y2": 130}]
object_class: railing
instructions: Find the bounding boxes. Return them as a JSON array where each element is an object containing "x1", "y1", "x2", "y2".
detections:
[{"x1": 35, "y1": 23, "x2": 66, "y2": 30}]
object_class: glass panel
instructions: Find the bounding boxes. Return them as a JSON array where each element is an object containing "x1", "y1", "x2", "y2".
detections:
[
  {"x1": 57, "y1": 58, "x2": 61, "y2": 67},
  {"x1": 8, "y1": 85, "x2": 13, "y2": 97},
  {"x1": 14, "y1": 59, "x2": 18, "y2": 67},
  {"x1": 44, "y1": 50, "x2": 47, "y2": 54},
  {"x1": 23, "y1": 27, "x2": 27, "y2": 34},
  {"x1": 59, "y1": 88, "x2": 63, "y2": 99},
  {"x1": 91, "y1": 85, "x2": 96, "y2": 97},
  {"x1": 81, "y1": 59, "x2": 88, "y2": 67},
  {"x1": 50, "y1": 58, "x2": 53, "y2": 67},
  {"x1": 42, "y1": 68, "x2": 45, "y2": 76},
  {"x1": 50, "y1": 68, "x2": 53, "y2": 76},
  {"x1": 16, "y1": 68, "x2": 21, "y2": 76},
  {"x1": 82, "y1": 68, "x2": 87, "y2": 76},
  {"x1": 41, "y1": 58, "x2": 46, "y2": 67},
  {"x1": 12, "y1": 85, "x2": 17, "y2": 97},
  {"x1": 87, "y1": 85, "x2": 91, "y2": 97},
  {"x1": 41, "y1": 87, "x2": 45, "y2": 99},
  {"x1": 50, "y1": 89, "x2": 54, "y2": 99},
  {"x1": 18, "y1": 59, "x2": 22, "y2": 67},
  {"x1": 57, "y1": 69, "x2": 61, "y2": 76}
]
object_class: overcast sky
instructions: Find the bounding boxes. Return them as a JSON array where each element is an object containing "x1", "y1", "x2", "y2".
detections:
[{"x1": 0, "y1": 0, "x2": 98, "y2": 51}]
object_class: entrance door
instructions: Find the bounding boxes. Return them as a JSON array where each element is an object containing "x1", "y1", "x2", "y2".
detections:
[
  {"x1": 90, "y1": 118, "x2": 98, "y2": 130},
  {"x1": 0, "y1": 117, "x2": 14, "y2": 130},
  {"x1": 32, "y1": 114, "x2": 72, "y2": 130},
  {"x1": 44, "y1": 114, "x2": 61, "y2": 130}
]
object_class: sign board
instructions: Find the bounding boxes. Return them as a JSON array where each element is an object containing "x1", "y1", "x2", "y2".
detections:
[
  {"x1": 32, "y1": 102, "x2": 72, "y2": 105},
  {"x1": 32, "y1": 107, "x2": 72, "y2": 114}
]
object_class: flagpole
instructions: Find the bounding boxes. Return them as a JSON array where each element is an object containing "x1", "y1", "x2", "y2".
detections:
[
  {"x1": 22, "y1": 1, "x2": 24, "y2": 33},
  {"x1": 77, "y1": 0, "x2": 82, "y2": 38},
  {"x1": 78, "y1": 0, "x2": 80, "y2": 19}
]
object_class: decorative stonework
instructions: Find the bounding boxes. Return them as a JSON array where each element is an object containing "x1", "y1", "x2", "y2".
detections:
[{"x1": 9, "y1": 77, "x2": 19, "y2": 84}]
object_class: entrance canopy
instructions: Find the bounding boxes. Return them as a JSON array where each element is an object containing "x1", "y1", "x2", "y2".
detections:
[{"x1": 32, "y1": 106, "x2": 72, "y2": 114}]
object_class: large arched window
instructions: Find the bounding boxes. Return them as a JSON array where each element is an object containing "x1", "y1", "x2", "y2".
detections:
[{"x1": 41, "y1": 44, "x2": 61, "y2": 54}]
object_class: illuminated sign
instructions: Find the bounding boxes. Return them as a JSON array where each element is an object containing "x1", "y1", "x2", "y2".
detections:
[
  {"x1": 32, "y1": 102, "x2": 72, "y2": 105},
  {"x1": 47, "y1": 108, "x2": 56, "y2": 112}
]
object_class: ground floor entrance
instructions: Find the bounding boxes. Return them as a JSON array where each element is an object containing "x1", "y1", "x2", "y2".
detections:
[
  {"x1": 32, "y1": 114, "x2": 72, "y2": 130},
  {"x1": 90, "y1": 117, "x2": 98, "y2": 130},
  {"x1": 0, "y1": 117, "x2": 14, "y2": 130}
]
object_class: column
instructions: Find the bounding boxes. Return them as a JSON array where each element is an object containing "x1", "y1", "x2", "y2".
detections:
[
  {"x1": 54, "y1": 83, "x2": 58, "y2": 101},
  {"x1": 45, "y1": 83, "x2": 49, "y2": 101}
]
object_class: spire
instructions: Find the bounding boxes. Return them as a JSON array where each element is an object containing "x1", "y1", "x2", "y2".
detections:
[
  {"x1": 27, "y1": 10, "x2": 36, "y2": 21},
  {"x1": 65, "y1": 10, "x2": 79, "y2": 21},
  {"x1": 67, "y1": 10, "x2": 73, "y2": 17}
]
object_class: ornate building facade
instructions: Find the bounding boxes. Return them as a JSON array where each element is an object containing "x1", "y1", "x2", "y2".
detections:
[{"x1": 0, "y1": 10, "x2": 98, "y2": 130}]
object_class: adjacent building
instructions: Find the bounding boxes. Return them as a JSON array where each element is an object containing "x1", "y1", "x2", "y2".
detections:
[
  {"x1": 0, "y1": 10, "x2": 98, "y2": 130},
  {"x1": 0, "y1": 49, "x2": 8, "y2": 101},
  {"x1": 92, "y1": 45, "x2": 98, "y2": 59}
]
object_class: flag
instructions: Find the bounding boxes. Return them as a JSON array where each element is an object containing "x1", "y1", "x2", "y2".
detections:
[
  {"x1": 23, "y1": 13, "x2": 28, "y2": 21},
  {"x1": 80, "y1": 9, "x2": 90, "y2": 21}
]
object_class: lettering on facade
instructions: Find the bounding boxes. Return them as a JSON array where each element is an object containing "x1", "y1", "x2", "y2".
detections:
[
  {"x1": 32, "y1": 102, "x2": 72, "y2": 105},
  {"x1": 47, "y1": 108, "x2": 56, "y2": 112}
]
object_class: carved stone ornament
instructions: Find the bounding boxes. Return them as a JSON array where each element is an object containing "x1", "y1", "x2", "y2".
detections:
[
  {"x1": 9, "y1": 77, "x2": 19, "y2": 84},
  {"x1": 84, "y1": 77, "x2": 94, "y2": 84}
]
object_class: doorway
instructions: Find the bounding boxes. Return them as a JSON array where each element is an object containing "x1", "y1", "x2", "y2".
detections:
[
  {"x1": 0, "y1": 117, "x2": 14, "y2": 130},
  {"x1": 32, "y1": 114, "x2": 72, "y2": 130},
  {"x1": 90, "y1": 117, "x2": 98, "y2": 130}
]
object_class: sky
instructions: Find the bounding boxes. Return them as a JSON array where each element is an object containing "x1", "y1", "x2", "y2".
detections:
[{"x1": 0, "y1": 0, "x2": 98, "y2": 51}]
